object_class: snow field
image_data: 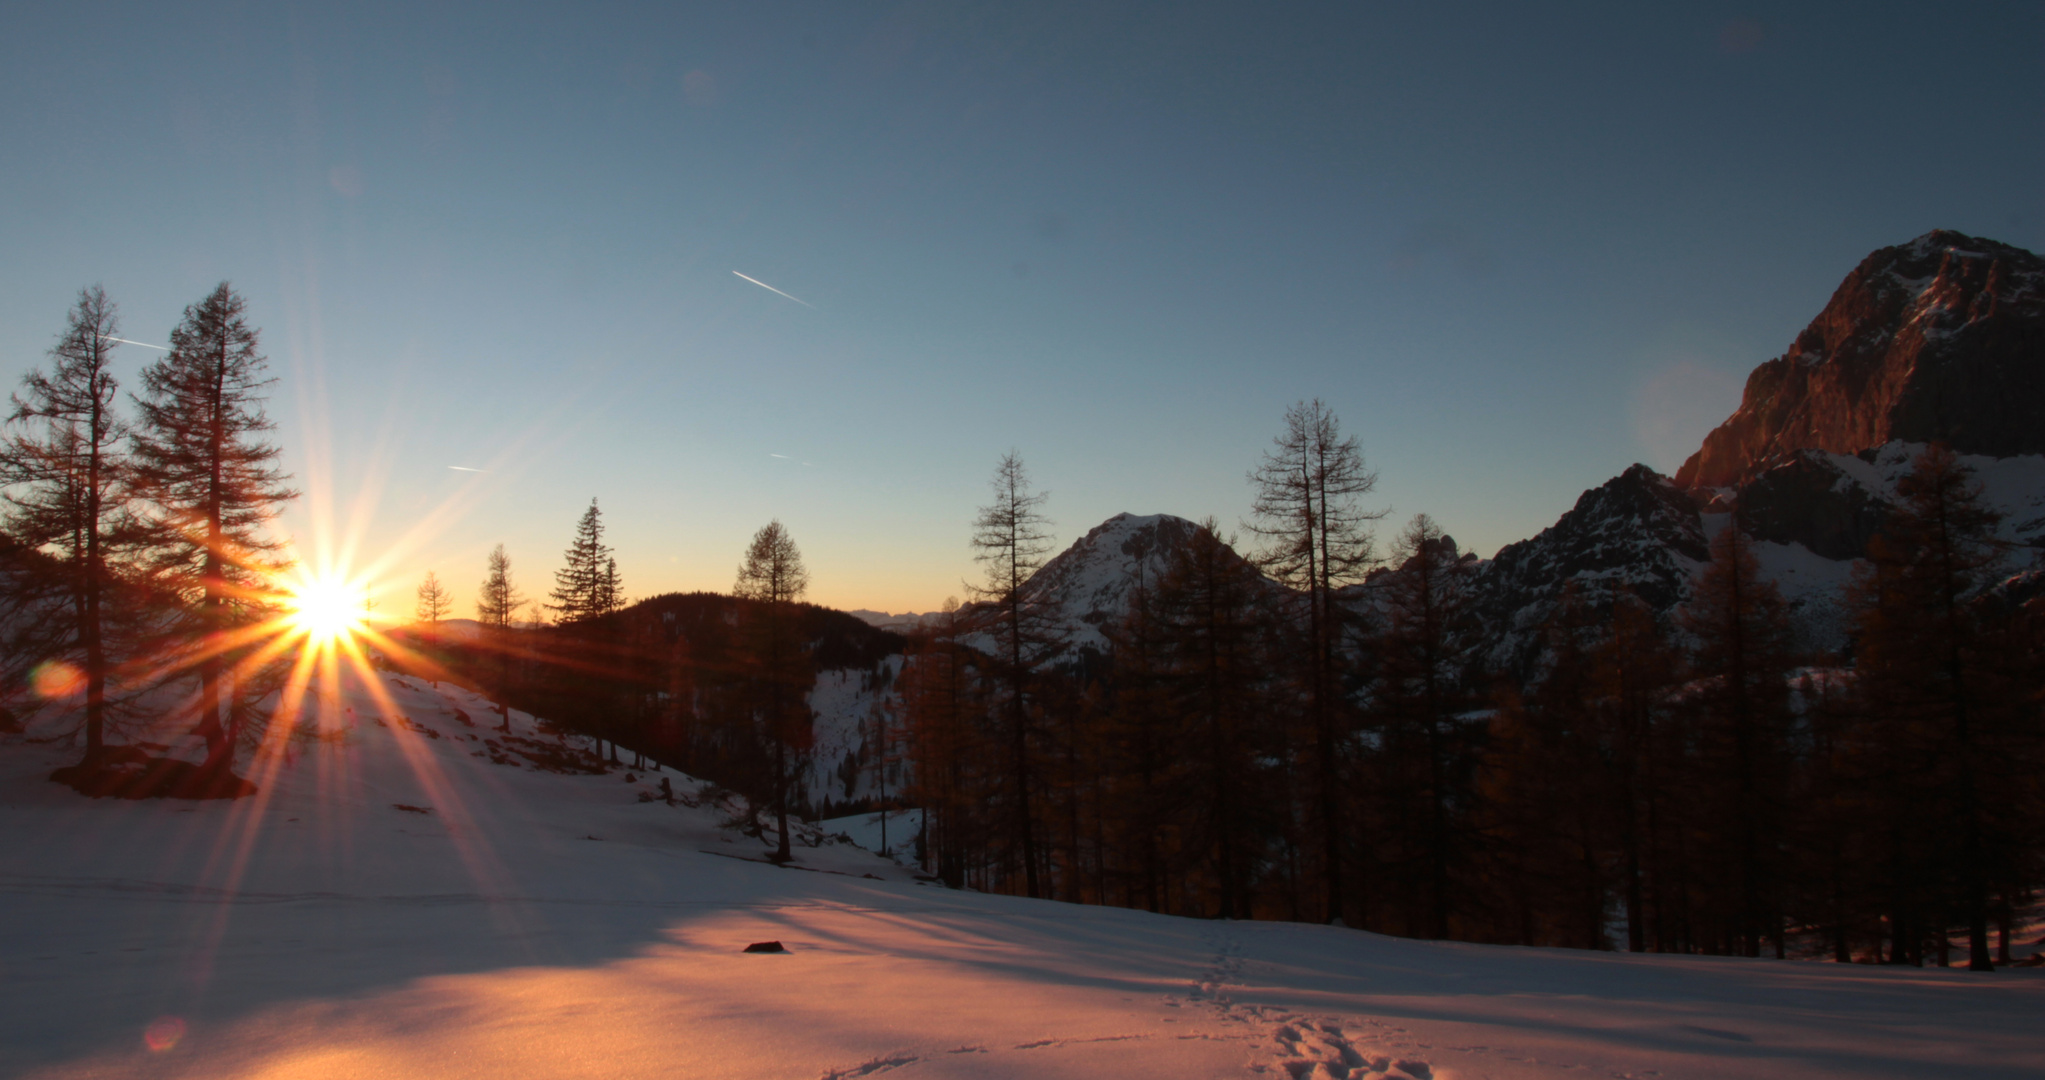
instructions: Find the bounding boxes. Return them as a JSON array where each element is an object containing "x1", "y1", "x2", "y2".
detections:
[{"x1": 1, "y1": 667, "x2": 2041, "y2": 1079}]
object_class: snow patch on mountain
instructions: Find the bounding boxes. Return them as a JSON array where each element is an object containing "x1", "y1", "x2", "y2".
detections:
[
  {"x1": 803, "y1": 660, "x2": 903, "y2": 808},
  {"x1": 1027, "y1": 513, "x2": 1203, "y2": 652}
]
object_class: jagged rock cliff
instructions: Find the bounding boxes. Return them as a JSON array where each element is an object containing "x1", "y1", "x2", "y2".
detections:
[{"x1": 1678, "y1": 230, "x2": 2045, "y2": 489}]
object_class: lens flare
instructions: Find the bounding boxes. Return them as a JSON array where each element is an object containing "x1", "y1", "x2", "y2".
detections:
[
  {"x1": 143, "y1": 1016, "x2": 186, "y2": 1052},
  {"x1": 288, "y1": 576, "x2": 368, "y2": 644},
  {"x1": 31, "y1": 660, "x2": 85, "y2": 699}
]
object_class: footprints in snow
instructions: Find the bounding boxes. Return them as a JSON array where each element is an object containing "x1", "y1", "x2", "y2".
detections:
[
  {"x1": 811, "y1": 931, "x2": 1445, "y2": 1080},
  {"x1": 819, "y1": 1053, "x2": 919, "y2": 1079},
  {"x1": 1261, "y1": 1019, "x2": 1438, "y2": 1080},
  {"x1": 1190, "y1": 932, "x2": 1446, "y2": 1080}
]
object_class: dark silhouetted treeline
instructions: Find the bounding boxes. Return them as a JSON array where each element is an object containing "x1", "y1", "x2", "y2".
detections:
[{"x1": 448, "y1": 438, "x2": 2042, "y2": 970}]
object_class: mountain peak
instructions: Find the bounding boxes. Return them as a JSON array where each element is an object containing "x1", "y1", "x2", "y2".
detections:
[{"x1": 1676, "y1": 231, "x2": 2045, "y2": 489}]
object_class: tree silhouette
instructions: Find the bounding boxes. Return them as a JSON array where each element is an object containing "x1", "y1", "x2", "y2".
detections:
[
  {"x1": 549, "y1": 499, "x2": 620, "y2": 623},
  {"x1": 415, "y1": 570, "x2": 450, "y2": 625},
  {"x1": 969, "y1": 451, "x2": 1063, "y2": 898},
  {"x1": 477, "y1": 543, "x2": 523, "y2": 730},
  {"x1": 734, "y1": 519, "x2": 811, "y2": 863},
  {"x1": 128, "y1": 283, "x2": 296, "y2": 773},
  {"x1": 1851, "y1": 444, "x2": 2026, "y2": 972},
  {"x1": 1246, "y1": 399, "x2": 1383, "y2": 923},
  {"x1": 1, "y1": 286, "x2": 129, "y2": 761}
]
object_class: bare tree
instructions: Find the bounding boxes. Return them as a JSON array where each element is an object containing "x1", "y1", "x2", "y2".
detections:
[
  {"x1": 734, "y1": 519, "x2": 810, "y2": 863},
  {"x1": 1245, "y1": 399, "x2": 1384, "y2": 923},
  {"x1": 1375, "y1": 513, "x2": 1478, "y2": 940},
  {"x1": 969, "y1": 451, "x2": 1064, "y2": 898},
  {"x1": 477, "y1": 545, "x2": 521, "y2": 628},
  {"x1": 477, "y1": 544, "x2": 523, "y2": 729},
  {"x1": 0, "y1": 286, "x2": 129, "y2": 761},
  {"x1": 415, "y1": 570, "x2": 450, "y2": 625}
]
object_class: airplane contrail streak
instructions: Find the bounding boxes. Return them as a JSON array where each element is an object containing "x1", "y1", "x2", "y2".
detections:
[
  {"x1": 99, "y1": 335, "x2": 170, "y2": 351},
  {"x1": 447, "y1": 465, "x2": 489, "y2": 473},
  {"x1": 732, "y1": 271, "x2": 814, "y2": 308}
]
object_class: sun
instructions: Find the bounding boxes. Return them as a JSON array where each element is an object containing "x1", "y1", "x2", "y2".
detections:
[{"x1": 288, "y1": 575, "x2": 368, "y2": 644}]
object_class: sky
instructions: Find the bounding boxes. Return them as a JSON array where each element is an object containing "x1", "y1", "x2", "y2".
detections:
[{"x1": 1, "y1": 2, "x2": 2040, "y2": 617}]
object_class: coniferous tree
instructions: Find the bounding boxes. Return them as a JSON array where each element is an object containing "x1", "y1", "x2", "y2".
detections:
[
  {"x1": 1101, "y1": 558, "x2": 1175, "y2": 912},
  {"x1": 1, "y1": 286, "x2": 129, "y2": 761},
  {"x1": 1153, "y1": 518, "x2": 1276, "y2": 919},
  {"x1": 477, "y1": 544, "x2": 522, "y2": 627},
  {"x1": 1850, "y1": 444, "x2": 2030, "y2": 972},
  {"x1": 1477, "y1": 589, "x2": 1678, "y2": 950},
  {"x1": 1593, "y1": 594, "x2": 1679, "y2": 953},
  {"x1": 968, "y1": 451, "x2": 1063, "y2": 898},
  {"x1": 902, "y1": 599, "x2": 986, "y2": 889},
  {"x1": 549, "y1": 499, "x2": 619, "y2": 623},
  {"x1": 1373, "y1": 514, "x2": 1480, "y2": 939},
  {"x1": 734, "y1": 519, "x2": 811, "y2": 863},
  {"x1": 128, "y1": 283, "x2": 296, "y2": 773},
  {"x1": 415, "y1": 570, "x2": 450, "y2": 625},
  {"x1": 1679, "y1": 521, "x2": 1795, "y2": 958},
  {"x1": 1246, "y1": 399, "x2": 1383, "y2": 923},
  {"x1": 477, "y1": 543, "x2": 523, "y2": 729}
]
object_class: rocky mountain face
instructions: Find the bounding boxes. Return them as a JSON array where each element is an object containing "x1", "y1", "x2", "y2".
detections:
[
  {"x1": 1461, "y1": 465, "x2": 1712, "y2": 675},
  {"x1": 1678, "y1": 230, "x2": 2045, "y2": 490},
  {"x1": 1451, "y1": 231, "x2": 2045, "y2": 675},
  {"x1": 994, "y1": 232, "x2": 2045, "y2": 684}
]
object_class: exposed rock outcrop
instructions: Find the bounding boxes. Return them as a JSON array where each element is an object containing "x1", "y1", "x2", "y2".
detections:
[
  {"x1": 1677, "y1": 230, "x2": 2045, "y2": 489},
  {"x1": 1464, "y1": 464, "x2": 1710, "y2": 675},
  {"x1": 1734, "y1": 450, "x2": 1890, "y2": 561}
]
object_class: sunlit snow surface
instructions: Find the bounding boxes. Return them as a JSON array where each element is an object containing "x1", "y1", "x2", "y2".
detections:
[{"x1": 4, "y1": 668, "x2": 2042, "y2": 1079}]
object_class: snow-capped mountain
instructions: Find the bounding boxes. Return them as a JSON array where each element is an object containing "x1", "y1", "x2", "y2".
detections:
[
  {"x1": 997, "y1": 232, "x2": 2045, "y2": 681},
  {"x1": 1441, "y1": 230, "x2": 2045, "y2": 674},
  {"x1": 1025, "y1": 512, "x2": 1209, "y2": 652},
  {"x1": 845, "y1": 609, "x2": 946, "y2": 633}
]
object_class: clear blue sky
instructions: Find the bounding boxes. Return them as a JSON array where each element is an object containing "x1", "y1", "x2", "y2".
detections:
[{"x1": 3, "y1": 2, "x2": 2040, "y2": 615}]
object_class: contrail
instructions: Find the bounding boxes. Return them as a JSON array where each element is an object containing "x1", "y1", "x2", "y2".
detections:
[
  {"x1": 447, "y1": 465, "x2": 489, "y2": 473},
  {"x1": 99, "y1": 335, "x2": 169, "y2": 351},
  {"x1": 732, "y1": 271, "x2": 814, "y2": 308}
]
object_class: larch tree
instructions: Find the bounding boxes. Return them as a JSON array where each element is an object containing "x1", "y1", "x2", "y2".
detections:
[
  {"x1": 1, "y1": 286, "x2": 128, "y2": 761},
  {"x1": 1679, "y1": 520, "x2": 1795, "y2": 958},
  {"x1": 415, "y1": 570, "x2": 451, "y2": 625},
  {"x1": 1245, "y1": 398, "x2": 1383, "y2": 924},
  {"x1": 901, "y1": 598, "x2": 983, "y2": 889},
  {"x1": 128, "y1": 283, "x2": 296, "y2": 774},
  {"x1": 1374, "y1": 513, "x2": 1479, "y2": 940},
  {"x1": 1153, "y1": 518, "x2": 1275, "y2": 920},
  {"x1": 1850, "y1": 444, "x2": 2026, "y2": 973},
  {"x1": 734, "y1": 519, "x2": 811, "y2": 864},
  {"x1": 477, "y1": 543, "x2": 523, "y2": 729},
  {"x1": 969, "y1": 451, "x2": 1063, "y2": 898},
  {"x1": 477, "y1": 545, "x2": 522, "y2": 628}
]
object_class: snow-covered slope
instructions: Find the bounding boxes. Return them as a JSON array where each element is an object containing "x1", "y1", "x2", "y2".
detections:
[
  {"x1": 803, "y1": 660, "x2": 903, "y2": 809},
  {"x1": 5, "y1": 666, "x2": 2043, "y2": 1079},
  {"x1": 1027, "y1": 512, "x2": 1204, "y2": 652}
]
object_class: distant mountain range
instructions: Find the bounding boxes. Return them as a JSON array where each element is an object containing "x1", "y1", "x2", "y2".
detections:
[{"x1": 871, "y1": 230, "x2": 2045, "y2": 678}]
